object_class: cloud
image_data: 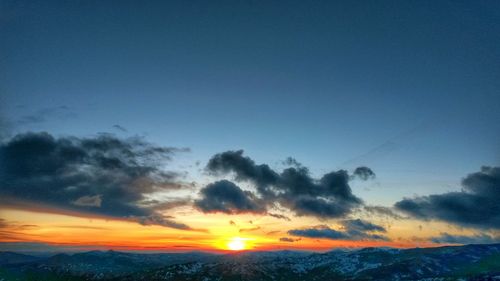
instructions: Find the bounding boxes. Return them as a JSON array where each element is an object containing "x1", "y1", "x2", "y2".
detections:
[
  {"x1": 206, "y1": 150, "x2": 279, "y2": 197},
  {"x1": 288, "y1": 226, "x2": 347, "y2": 240},
  {"x1": 288, "y1": 219, "x2": 389, "y2": 241},
  {"x1": 395, "y1": 166, "x2": 500, "y2": 229},
  {"x1": 430, "y1": 232, "x2": 500, "y2": 244},
  {"x1": 282, "y1": 157, "x2": 302, "y2": 168},
  {"x1": 147, "y1": 198, "x2": 192, "y2": 210},
  {"x1": 72, "y1": 195, "x2": 102, "y2": 207},
  {"x1": 268, "y1": 213, "x2": 291, "y2": 221},
  {"x1": 55, "y1": 225, "x2": 108, "y2": 230},
  {"x1": 352, "y1": 166, "x2": 376, "y2": 180},
  {"x1": 290, "y1": 196, "x2": 357, "y2": 218},
  {"x1": 0, "y1": 132, "x2": 193, "y2": 230},
  {"x1": 132, "y1": 214, "x2": 193, "y2": 230},
  {"x1": 363, "y1": 205, "x2": 405, "y2": 220},
  {"x1": 194, "y1": 180, "x2": 266, "y2": 214},
  {"x1": 0, "y1": 219, "x2": 7, "y2": 228},
  {"x1": 341, "y1": 219, "x2": 386, "y2": 232},
  {"x1": 279, "y1": 237, "x2": 301, "y2": 242},
  {"x1": 112, "y1": 124, "x2": 128, "y2": 132},
  {"x1": 205, "y1": 150, "x2": 370, "y2": 219},
  {"x1": 239, "y1": 226, "x2": 261, "y2": 233}
]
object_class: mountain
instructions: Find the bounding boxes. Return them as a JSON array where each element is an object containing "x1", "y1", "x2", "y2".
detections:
[
  {"x1": 1, "y1": 244, "x2": 499, "y2": 280},
  {"x1": 0, "y1": 252, "x2": 41, "y2": 266},
  {"x1": 0, "y1": 250, "x2": 216, "y2": 280}
]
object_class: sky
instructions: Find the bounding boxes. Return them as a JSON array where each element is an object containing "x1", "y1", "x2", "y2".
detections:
[{"x1": 0, "y1": 0, "x2": 499, "y2": 253}]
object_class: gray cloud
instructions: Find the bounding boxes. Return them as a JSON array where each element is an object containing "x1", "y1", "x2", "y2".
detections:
[
  {"x1": 279, "y1": 237, "x2": 301, "y2": 242},
  {"x1": 364, "y1": 205, "x2": 405, "y2": 220},
  {"x1": 430, "y1": 232, "x2": 500, "y2": 244},
  {"x1": 268, "y1": 213, "x2": 291, "y2": 221},
  {"x1": 132, "y1": 214, "x2": 193, "y2": 230},
  {"x1": 395, "y1": 166, "x2": 500, "y2": 229},
  {"x1": 72, "y1": 195, "x2": 102, "y2": 207},
  {"x1": 0, "y1": 132, "x2": 193, "y2": 230},
  {"x1": 205, "y1": 150, "x2": 371, "y2": 219},
  {"x1": 288, "y1": 226, "x2": 347, "y2": 240},
  {"x1": 147, "y1": 198, "x2": 192, "y2": 211},
  {"x1": 288, "y1": 219, "x2": 389, "y2": 241},
  {"x1": 239, "y1": 226, "x2": 261, "y2": 233},
  {"x1": 206, "y1": 150, "x2": 279, "y2": 198},
  {"x1": 341, "y1": 219, "x2": 386, "y2": 232},
  {"x1": 112, "y1": 124, "x2": 128, "y2": 132},
  {"x1": 194, "y1": 180, "x2": 265, "y2": 214},
  {"x1": 352, "y1": 166, "x2": 376, "y2": 180},
  {"x1": 282, "y1": 157, "x2": 302, "y2": 168}
]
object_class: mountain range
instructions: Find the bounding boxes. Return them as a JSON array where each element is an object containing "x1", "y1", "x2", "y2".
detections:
[{"x1": 1, "y1": 244, "x2": 499, "y2": 280}]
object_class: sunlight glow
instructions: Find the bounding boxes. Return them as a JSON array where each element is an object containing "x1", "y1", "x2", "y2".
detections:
[{"x1": 227, "y1": 237, "x2": 246, "y2": 251}]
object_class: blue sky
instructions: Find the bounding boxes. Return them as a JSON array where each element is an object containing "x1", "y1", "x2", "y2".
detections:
[{"x1": 1, "y1": 0, "x2": 499, "y2": 206}]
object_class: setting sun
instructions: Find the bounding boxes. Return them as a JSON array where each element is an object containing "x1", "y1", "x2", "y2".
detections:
[{"x1": 227, "y1": 237, "x2": 246, "y2": 251}]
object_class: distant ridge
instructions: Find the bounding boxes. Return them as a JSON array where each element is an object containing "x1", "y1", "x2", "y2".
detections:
[{"x1": 1, "y1": 244, "x2": 500, "y2": 280}]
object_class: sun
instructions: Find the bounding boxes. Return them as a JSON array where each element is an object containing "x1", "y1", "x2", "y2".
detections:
[{"x1": 227, "y1": 237, "x2": 246, "y2": 251}]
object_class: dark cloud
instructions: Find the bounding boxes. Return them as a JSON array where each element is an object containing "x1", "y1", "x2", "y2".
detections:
[
  {"x1": 279, "y1": 237, "x2": 301, "y2": 242},
  {"x1": 341, "y1": 219, "x2": 386, "y2": 232},
  {"x1": 288, "y1": 219, "x2": 389, "y2": 241},
  {"x1": 206, "y1": 150, "x2": 279, "y2": 197},
  {"x1": 364, "y1": 205, "x2": 405, "y2": 220},
  {"x1": 205, "y1": 150, "x2": 369, "y2": 219},
  {"x1": 282, "y1": 157, "x2": 302, "y2": 168},
  {"x1": 290, "y1": 196, "x2": 356, "y2": 218},
  {"x1": 147, "y1": 198, "x2": 192, "y2": 211},
  {"x1": 239, "y1": 226, "x2": 261, "y2": 233},
  {"x1": 112, "y1": 125, "x2": 128, "y2": 132},
  {"x1": 352, "y1": 166, "x2": 376, "y2": 180},
  {"x1": 132, "y1": 214, "x2": 192, "y2": 230},
  {"x1": 0, "y1": 132, "x2": 193, "y2": 230},
  {"x1": 289, "y1": 226, "x2": 347, "y2": 240},
  {"x1": 268, "y1": 213, "x2": 291, "y2": 221},
  {"x1": 194, "y1": 180, "x2": 265, "y2": 214},
  {"x1": 430, "y1": 232, "x2": 500, "y2": 244},
  {"x1": 395, "y1": 166, "x2": 500, "y2": 229},
  {"x1": 0, "y1": 218, "x2": 39, "y2": 231}
]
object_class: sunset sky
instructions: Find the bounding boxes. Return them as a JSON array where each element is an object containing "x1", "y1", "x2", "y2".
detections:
[{"x1": 1, "y1": 0, "x2": 499, "y2": 253}]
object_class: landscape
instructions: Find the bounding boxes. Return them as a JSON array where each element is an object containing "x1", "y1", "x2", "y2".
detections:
[
  {"x1": 2, "y1": 244, "x2": 500, "y2": 280},
  {"x1": 1, "y1": 1, "x2": 499, "y2": 280}
]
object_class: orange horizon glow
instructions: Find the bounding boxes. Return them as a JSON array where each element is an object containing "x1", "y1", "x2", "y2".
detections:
[{"x1": 0, "y1": 204, "x2": 459, "y2": 253}]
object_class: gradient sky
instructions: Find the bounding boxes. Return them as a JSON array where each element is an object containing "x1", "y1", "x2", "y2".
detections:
[{"x1": 1, "y1": 0, "x2": 499, "y2": 252}]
